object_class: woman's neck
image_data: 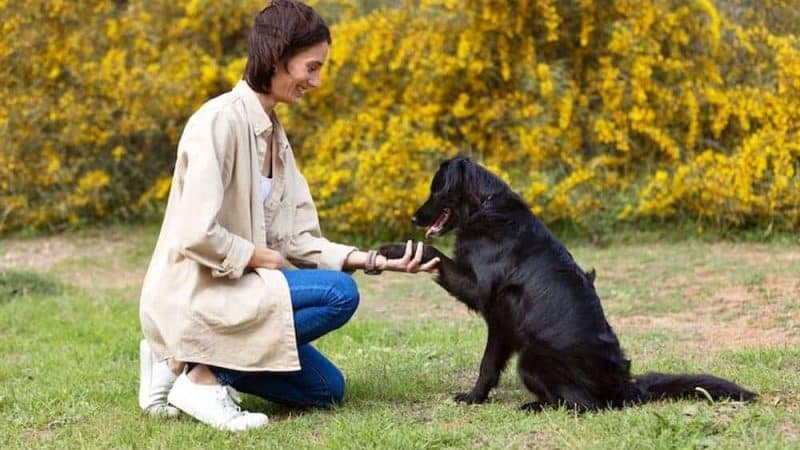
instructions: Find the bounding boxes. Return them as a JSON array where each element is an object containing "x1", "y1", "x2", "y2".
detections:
[{"x1": 256, "y1": 92, "x2": 276, "y2": 114}]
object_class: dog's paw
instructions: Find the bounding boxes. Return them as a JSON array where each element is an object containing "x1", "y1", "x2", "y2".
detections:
[
  {"x1": 453, "y1": 391, "x2": 487, "y2": 405},
  {"x1": 520, "y1": 401, "x2": 547, "y2": 413},
  {"x1": 377, "y1": 243, "x2": 408, "y2": 260},
  {"x1": 378, "y1": 243, "x2": 442, "y2": 263}
]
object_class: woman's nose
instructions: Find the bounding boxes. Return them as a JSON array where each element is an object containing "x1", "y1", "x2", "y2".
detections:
[{"x1": 308, "y1": 73, "x2": 322, "y2": 88}]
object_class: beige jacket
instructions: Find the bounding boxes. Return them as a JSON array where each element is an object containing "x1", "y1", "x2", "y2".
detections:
[{"x1": 139, "y1": 81, "x2": 356, "y2": 371}]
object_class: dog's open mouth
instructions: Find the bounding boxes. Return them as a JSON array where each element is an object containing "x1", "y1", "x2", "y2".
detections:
[{"x1": 425, "y1": 208, "x2": 451, "y2": 238}]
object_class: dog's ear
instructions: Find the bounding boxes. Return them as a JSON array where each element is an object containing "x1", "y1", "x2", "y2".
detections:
[
  {"x1": 448, "y1": 157, "x2": 484, "y2": 206},
  {"x1": 439, "y1": 155, "x2": 470, "y2": 170},
  {"x1": 441, "y1": 156, "x2": 468, "y2": 192},
  {"x1": 456, "y1": 157, "x2": 474, "y2": 186},
  {"x1": 587, "y1": 268, "x2": 596, "y2": 283}
]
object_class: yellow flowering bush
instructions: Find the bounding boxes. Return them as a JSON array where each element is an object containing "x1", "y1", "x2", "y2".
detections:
[
  {"x1": 0, "y1": 0, "x2": 261, "y2": 231},
  {"x1": 1, "y1": 0, "x2": 798, "y2": 237},
  {"x1": 297, "y1": 0, "x2": 800, "y2": 236}
]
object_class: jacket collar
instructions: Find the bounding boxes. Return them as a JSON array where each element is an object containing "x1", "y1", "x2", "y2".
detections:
[{"x1": 233, "y1": 80, "x2": 273, "y2": 137}]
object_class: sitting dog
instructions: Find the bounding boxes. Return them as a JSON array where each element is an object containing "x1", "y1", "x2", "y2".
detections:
[{"x1": 380, "y1": 156, "x2": 756, "y2": 411}]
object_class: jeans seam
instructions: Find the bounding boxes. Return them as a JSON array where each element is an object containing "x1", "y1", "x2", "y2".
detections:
[{"x1": 308, "y1": 361, "x2": 335, "y2": 405}]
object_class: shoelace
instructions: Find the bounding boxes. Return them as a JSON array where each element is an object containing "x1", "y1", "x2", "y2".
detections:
[
  {"x1": 218, "y1": 385, "x2": 258, "y2": 428},
  {"x1": 225, "y1": 385, "x2": 243, "y2": 404},
  {"x1": 216, "y1": 385, "x2": 246, "y2": 419}
]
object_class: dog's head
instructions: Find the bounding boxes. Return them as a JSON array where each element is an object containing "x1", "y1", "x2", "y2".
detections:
[{"x1": 412, "y1": 156, "x2": 507, "y2": 237}]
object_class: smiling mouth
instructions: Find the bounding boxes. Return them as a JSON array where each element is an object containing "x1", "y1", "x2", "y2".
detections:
[{"x1": 425, "y1": 208, "x2": 451, "y2": 238}]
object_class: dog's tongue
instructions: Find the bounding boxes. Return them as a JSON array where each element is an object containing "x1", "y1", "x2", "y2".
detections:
[
  {"x1": 425, "y1": 226, "x2": 436, "y2": 239},
  {"x1": 425, "y1": 210, "x2": 449, "y2": 238}
]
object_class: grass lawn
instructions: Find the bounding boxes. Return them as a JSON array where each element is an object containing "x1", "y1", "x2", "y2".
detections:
[{"x1": 1, "y1": 225, "x2": 799, "y2": 449}]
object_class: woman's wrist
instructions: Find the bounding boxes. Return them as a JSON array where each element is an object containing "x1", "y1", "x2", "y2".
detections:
[{"x1": 363, "y1": 249, "x2": 383, "y2": 275}]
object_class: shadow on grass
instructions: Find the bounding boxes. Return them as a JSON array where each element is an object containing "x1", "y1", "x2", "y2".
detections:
[{"x1": 0, "y1": 269, "x2": 63, "y2": 302}]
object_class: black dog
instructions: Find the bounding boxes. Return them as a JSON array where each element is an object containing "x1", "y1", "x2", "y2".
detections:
[{"x1": 380, "y1": 156, "x2": 755, "y2": 411}]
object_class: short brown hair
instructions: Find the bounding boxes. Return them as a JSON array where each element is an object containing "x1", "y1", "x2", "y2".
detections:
[{"x1": 244, "y1": 0, "x2": 331, "y2": 94}]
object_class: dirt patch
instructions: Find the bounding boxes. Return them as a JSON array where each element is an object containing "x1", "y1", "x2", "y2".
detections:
[
  {"x1": 0, "y1": 229, "x2": 147, "y2": 292},
  {"x1": 779, "y1": 420, "x2": 799, "y2": 442},
  {"x1": 764, "y1": 274, "x2": 800, "y2": 300},
  {"x1": 614, "y1": 279, "x2": 799, "y2": 351},
  {"x1": 1, "y1": 235, "x2": 87, "y2": 271},
  {"x1": 704, "y1": 242, "x2": 800, "y2": 267},
  {"x1": 615, "y1": 314, "x2": 797, "y2": 351},
  {"x1": 709, "y1": 243, "x2": 774, "y2": 264},
  {"x1": 603, "y1": 240, "x2": 799, "y2": 352},
  {"x1": 354, "y1": 274, "x2": 474, "y2": 321}
]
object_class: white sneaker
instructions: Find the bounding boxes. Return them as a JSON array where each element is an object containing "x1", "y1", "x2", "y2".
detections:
[
  {"x1": 138, "y1": 339, "x2": 180, "y2": 417},
  {"x1": 167, "y1": 372, "x2": 269, "y2": 432}
]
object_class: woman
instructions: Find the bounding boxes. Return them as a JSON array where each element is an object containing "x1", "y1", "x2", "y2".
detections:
[{"x1": 138, "y1": 0, "x2": 438, "y2": 432}]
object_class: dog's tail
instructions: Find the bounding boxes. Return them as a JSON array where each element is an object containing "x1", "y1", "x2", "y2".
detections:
[{"x1": 633, "y1": 372, "x2": 756, "y2": 403}]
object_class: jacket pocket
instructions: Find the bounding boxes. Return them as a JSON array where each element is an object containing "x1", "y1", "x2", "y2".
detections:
[{"x1": 189, "y1": 271, "x2": 266, "y2": 331}]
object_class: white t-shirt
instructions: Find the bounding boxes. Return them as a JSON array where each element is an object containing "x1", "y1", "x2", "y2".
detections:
[{"x1": 260, "y1": 175, "x2": 273, "y2": 204}]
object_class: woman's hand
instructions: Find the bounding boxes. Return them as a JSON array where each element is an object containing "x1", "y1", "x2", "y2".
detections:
[
  {"x1": 248, "y1": 247, "x2": 288, "y2": 269},
  {"x1": 377, "y1": 240, "x2": 439, "y2": 273}
]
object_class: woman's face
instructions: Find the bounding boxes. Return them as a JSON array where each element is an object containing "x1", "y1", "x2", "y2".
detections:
[{"x1": 270, "y1": 41, "x2": 329, "y2": 105}]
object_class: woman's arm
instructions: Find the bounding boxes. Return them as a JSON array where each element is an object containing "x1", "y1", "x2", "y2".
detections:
[
  {"x1": 283, "y1": 174, "x2": 359, "y2": 269},
  {"x1": 173, "y1": 110, "x2": 254, "y2": 279},
  {"x1": 343, "y1": 241, "x2": 440, "y2": 274},
  {"x1": 284, "y1": 171, "x2": 438, "y2": 273}
]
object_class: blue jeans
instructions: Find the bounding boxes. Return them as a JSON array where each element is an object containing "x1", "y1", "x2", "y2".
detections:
[{"x1": 211, "y1": 269, "x2": 359, "y2": 408}]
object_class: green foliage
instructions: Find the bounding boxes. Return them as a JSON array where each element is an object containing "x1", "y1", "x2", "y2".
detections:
[{"x1": 2, "y1": 0, "x2": 799, "y2": 238}]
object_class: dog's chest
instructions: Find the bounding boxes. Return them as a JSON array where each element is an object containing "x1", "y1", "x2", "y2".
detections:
[
  {"x1": 453, "y1": 237, "x2": 504, "y2": 268},
  {"x1": 456, "y1": 241, "x2": 524, "y2": 323}
]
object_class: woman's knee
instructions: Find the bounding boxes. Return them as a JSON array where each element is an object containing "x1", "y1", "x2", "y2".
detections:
[
  {"x1": 325, "y1": 366, "x2": 346, "y2": 404},
  {"x1": 331, "y1": 273, "x2": 359, "y2": 316}
]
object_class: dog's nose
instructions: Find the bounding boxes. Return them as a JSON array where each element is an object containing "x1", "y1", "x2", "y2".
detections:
[{"x1": 411, "y1": 215, "x2": 418, "y2": 224}]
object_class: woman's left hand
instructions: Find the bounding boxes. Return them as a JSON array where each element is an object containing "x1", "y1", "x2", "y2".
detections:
[{"x1": 378, "y1": 240, "x2": 439, "y2": 273}]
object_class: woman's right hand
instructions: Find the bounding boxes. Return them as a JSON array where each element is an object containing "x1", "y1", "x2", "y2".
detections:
[
  {"x1": 378, "y1": 240, "x2": 440, "y2": 273},
  {"x1": 248, "y1": 247, "x2": 287, "y2": 269}
]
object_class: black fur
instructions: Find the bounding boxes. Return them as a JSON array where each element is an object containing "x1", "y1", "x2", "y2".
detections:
[{"x1": 380, "y1": 156, "x2": 756, "y2": 411}]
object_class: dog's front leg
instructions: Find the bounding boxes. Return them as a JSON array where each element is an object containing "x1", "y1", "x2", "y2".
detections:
[
  {"x1": 378, "y1": 243, "x2": 482, "y2": 310},
  {"x1": 454, "y1": 327, "x2": 513, "y2": 404},
  {"x1": 433, "y1": 259, "x2": 481, "y2": 311}
]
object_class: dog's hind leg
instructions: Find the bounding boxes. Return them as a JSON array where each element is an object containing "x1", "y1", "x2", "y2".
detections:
[
  {"x1": 517, "y1": 361, "x2": 555, "y2": 410},
  {"x1": 517, "y1": 347, "x2": 598, "y2": 412},
  {"x1": 454, "y1": 326, "x2": 513, "y2": 404},
  {"x1": 518, "y1": 373, "x2": 595, "y2": 413}
]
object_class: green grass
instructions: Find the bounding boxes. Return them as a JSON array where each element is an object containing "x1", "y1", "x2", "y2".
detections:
[
  {"x1": 1, "y1": 226, "x2": 799, "y2": 449},
  {"x1": 0, "y1": 270, "x2": 64, "y2": 301}
]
